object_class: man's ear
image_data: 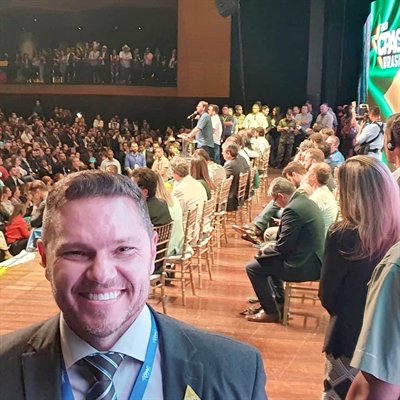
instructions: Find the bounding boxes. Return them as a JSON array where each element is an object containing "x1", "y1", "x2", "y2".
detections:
[
  {"x1": 150, "y1": 231, "x2": 157, "y2": 275},
  {"x1": 37, "y1": 240, "x2": 49, "y2": 280}
]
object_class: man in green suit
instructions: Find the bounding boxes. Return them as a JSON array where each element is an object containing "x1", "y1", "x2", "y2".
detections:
[
  {"x1": 0, "y1": 171, "x2": 268, "y2": 400},
  {"x1": 245, "y1": 177, "x2": 325, "y2": 323}
]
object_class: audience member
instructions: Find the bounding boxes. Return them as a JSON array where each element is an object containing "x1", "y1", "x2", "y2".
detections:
[
  {"x1": 151, "y1": 146, "x2": 170, "y2": 182},
  {"x1": 170, "y1": 156, "x2": 207, "y2": 225},
  {"x1": 190, "y1": 155, "x2": 216, "y2": 200},
  {"x1": 275, "y1": 110, "x2": 297, "y2": 168},
  {"x1": 347, "y1": 241, "x2": 400, "y2": 399},
  {"x1": 29, "y1": 180, "x2": 48, "y2": 228},
  {"x1": 319, "y1": 141, "x2": 338, "y2": 174},
  {"x1": 1, "y1": 186, "x2": 14, "y2": 216},
  {"x1": 154, "y1": 172, "x2": 185, "y2": 257},
  {"x1": 319, "y1": 156, "x2": 400, "y2": 400},
  {"x1": 193, "y1": 148, "x2": 226, "y2": 188},
  {"x1": 244, "y1": 178, "x2": 325, "y2": 323},
  {"x1": 306, "y1": 162, "x2": 337, "y2": 235},
  {"x1": 222, "y1": 142, "x2": 249, "y2": 211},
  {"x1": 100, "y1": 149, "x2": 122, "y2": 174},
  {"x1": 243, "y1": 104, "x2": 268, "y2": 130},
  {"x1": 125, "y1": 141, "x2": 146, "y2": 174},
  {"x1": 309, "y1": 103, "x2": 334, "y2": 133},
  {"x1": 130, "y1": 167, "x2": 172, "y2": 227},
  {"x1": 326, "y1": 136, "x2": 345, "y2": 166},
  {"x1": 208, "y1": 104, "x2": 223, "y2": 164},
  {"x1": 5, "y1": 204, "x2": 30, "y2": 255}
]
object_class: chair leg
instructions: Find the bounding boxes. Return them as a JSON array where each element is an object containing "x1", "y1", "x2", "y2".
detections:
[
  {"x1": 282, "y1": 282, "x2": 292, "y2": 326},
  {"x1": 188, "y1": 260, "x2": 196, "y2": 296},
  {"x1": 223, "y1": 217, "x2": 228, "y2": 244},
  {"x1": 216, "y1": 216, "x2": 221, "y2": 248},
  {"x1": 181, "y1": 262, "x2": 186, "y2": 306},
  {"x1": 206, "y1": 246, "x2": 212, "y2": 281},
  {"x1": 198, "y1": 252, "x2": 202, "y2": 289}
]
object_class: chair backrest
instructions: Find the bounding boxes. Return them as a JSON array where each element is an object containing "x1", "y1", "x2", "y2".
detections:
[
  {"x1": 238, "y1": 171, "x2": 249, "y2": 205},
  {"x1": 197, "y1": 196, "x2": 217, "y2": 243},
  {"x1": 181, "y1": 206, "x2": 198, "y2": 255},
  {"x1": 215, "y1": 176, "x2": 233, "y2": 213},
  {"x1": 263, "y1": 147, "x2": 271, "y2": 172},
  {"x1": 153, "y1": 221, "x2": 174, "y2": 269},
  {"x1": 249, "y1": 167, "x2": 256, "y2": 189}
]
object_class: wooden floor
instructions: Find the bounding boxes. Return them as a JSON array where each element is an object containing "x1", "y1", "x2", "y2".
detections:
[{"x1": 0, "y1": 172, "x2": 328, "y2": 400}]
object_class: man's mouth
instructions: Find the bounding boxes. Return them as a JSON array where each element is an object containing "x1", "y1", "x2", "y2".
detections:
[{"x1": 80, "y1": 291, "x2": 123, "y2": 301}]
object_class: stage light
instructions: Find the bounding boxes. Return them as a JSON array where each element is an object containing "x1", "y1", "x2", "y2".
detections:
[
  {"x1": 33, "y1": 18, "x2": 37, "y2": 22},
  {"x1": 114, "y1": 26, "x2": 118, "y2": 30},
  {"x1": 76, "y1": 112, "x2": 82, "y2": 118},
  {"x1": 138, "y1": 27, "x2": 142, "y2": 30},
  {"x1": 78, "y1": 26, "x2": 82, "y2": 30}
]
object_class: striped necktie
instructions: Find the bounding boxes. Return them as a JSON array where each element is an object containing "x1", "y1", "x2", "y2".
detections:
[{"x1": 82, "y1": 352, "x2": 125, "y2": 400}]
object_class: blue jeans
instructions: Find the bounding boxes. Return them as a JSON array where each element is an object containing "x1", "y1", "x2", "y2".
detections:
[
  {"x1": 198, "y1": 145, "x2": 215, "y2": 163},
  {"x1": 214, "y1": 144, "x2": 221, "y2": 164}
]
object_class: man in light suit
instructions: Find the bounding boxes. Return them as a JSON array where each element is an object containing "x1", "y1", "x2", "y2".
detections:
[
  {"x1": 171, "y1": 156, "x2": 207, "y2": 224},
  {"x1": 0, "y1": 171, "x2": 268, "y2": 400}
]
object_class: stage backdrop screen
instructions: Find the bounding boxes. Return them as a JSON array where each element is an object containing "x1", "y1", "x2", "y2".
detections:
[{"x1": 367, "y1": 0, "x2": 400, "y2": 118}]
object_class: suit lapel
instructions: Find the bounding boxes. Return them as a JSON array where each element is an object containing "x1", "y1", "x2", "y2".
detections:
[
  {"x1": 153, "y1": 312, "x2": 204, "y2": 400},
  {"x1": 22, "y1": 315, "x2": 62, "y2": 400}
]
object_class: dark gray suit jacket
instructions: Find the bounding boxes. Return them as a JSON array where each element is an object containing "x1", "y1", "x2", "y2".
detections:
[{"x1": 0, "y1": 310, "x2": 268, "y2": 400}]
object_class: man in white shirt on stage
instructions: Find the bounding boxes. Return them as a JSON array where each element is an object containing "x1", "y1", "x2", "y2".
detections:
[{"x1": 208, "y1": 104, "x2": 223, "y2": 164}]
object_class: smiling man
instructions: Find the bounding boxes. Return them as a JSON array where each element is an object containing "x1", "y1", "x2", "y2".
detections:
[{"x1": 0, "y1": 170, "x2": 268, "y2": 400}]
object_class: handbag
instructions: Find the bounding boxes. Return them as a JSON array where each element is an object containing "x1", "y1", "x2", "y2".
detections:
[{"x1": 354, "y1": 122, "x2": 384, "y2": 155}]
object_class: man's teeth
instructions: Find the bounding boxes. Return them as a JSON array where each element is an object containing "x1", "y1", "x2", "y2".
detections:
[{"x1": 87, "y1": 291, "x2": 121, "y2": 301}]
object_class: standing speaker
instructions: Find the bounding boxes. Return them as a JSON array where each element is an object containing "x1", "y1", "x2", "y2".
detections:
[{"x1": 214, "y1": 0, "x2": 238, "y2": 18}]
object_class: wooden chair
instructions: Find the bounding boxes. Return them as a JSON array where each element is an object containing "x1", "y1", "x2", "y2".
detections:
[
  {"x1": 165, "y1": 206, "x2": 198, "y2": 306},
  {"x1": 192, "y1": 196, "x2": 217, "y2": 289},
  {"x1": 259, "y1": 147, "x2": 271, "y2": 198},
  {"x1": 282, "y1": 281, "x2": 320, "y2": 326},
  {"x1": 234, "y1": 171, "x2": 249, "y2": 229},
  {"x1": 214, "y1": 176, "x2": 233, "y2": 248},
  {"x1": 242, "y1": 167, "x2": 257, "y2": 223},
  {"x1": 150, "y1": 221, "x2": 174, "y2": 314}
]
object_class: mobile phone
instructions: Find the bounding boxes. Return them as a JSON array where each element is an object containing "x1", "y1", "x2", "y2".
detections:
[{"x1": 89, "y1": 157, "x2": 96, "y2": 163}]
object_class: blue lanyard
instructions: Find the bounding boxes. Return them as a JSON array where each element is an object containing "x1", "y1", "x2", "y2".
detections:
[{"x1": 61, "y1": 312, "x2": 158, "y2": 400}]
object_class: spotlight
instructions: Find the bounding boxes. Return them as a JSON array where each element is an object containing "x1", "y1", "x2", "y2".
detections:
[
  {"x1": 114, "y1": 26, "x2": 118, "y2": 30},
  {"x1": 78, "y1": 26, "x2": 82, "y2": 30},
  {"x1": 33, "y1": 18, "x2": 37, "y2": 22},
  {"x1": 138, "y1": 27, "x2": 142, "y2": 30},
  {"x1": 76, "y1": 112, "x2": 82, "y2": 118}
]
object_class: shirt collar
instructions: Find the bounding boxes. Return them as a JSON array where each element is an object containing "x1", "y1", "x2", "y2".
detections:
[{"x1": 60, "y1": 304, "x2": 151, "y2": 369}]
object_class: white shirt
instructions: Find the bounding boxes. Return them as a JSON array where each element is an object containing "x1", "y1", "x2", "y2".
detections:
[
  {"x1": 243, "y1": 113, "x2": 268, "y2": 129},
  {"x1": 309, "y1": 185, "x2": 338, "y2": 235},
  {"x1": 60, "y1": 305, "x2": 163, "y2": 400},
  {"x1": 93, "y1": 119, "x2": 104, "y2": 129},
  {"x1": 357, "y1": 121, "x2": 386, "y2": 159},
  {"x1": 255, "y1": 137, "x2": 270, "y2": 155},
  {"x1": 211, "y1": 114, "x2": 223, "y2": 145},
  {"x1": 100, "y1": 158, "x2": 122, "y2": 174}
]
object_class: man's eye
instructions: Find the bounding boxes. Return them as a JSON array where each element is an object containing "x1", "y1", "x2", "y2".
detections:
[{"x1": 116, "y1": 247, "x2": 135, "y2": 254}]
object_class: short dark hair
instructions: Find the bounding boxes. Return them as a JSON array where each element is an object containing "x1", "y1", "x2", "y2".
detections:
[
  {"x1": 42, "y1": 170, "x2": 152, "y2": 247},
  {"x1": 319, "y1": 142, "x2": 331, "y2": 159},
  {"x1": 310, "y1": 162, "x2": 331, "y2": 185},
  {"x1": 282, "y1": 161, "x2": 307, "y2": 178},
  {"x1": 235, "y1": 104, "x2": 243, "y2": 111},
  {"x1": 369, "y1": 106, "x2": 381, "y2": 117},
  {"x1": 130, "y1": 167, "x2": 158, "y2": 199},
  {"x1": 309, "y1": 132, "x2": 324, "y2": 144},
  {"x1": 211, "y1": 104, "x2": 220, "y2": 114},
  {"x1": 305, "y1": 148, "x2": 325, "y2": 163},
  {"x1": 222, "y1": 142, "x2": 239, "y2": 158}
]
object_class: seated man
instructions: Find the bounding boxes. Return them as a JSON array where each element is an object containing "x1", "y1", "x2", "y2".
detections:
[
  {"x1": 319, "y1": 142, "x2": 338, "y2": 174},
  {"x1": 222, "y1": 142, "x2": 249, "y2": 211},
  {"x1": 29, "y1": 180, "x2": 49, "y2": 228},
  {"x1": 170, "y1": 156, "x2": 207, "y2": 224},
  {"x1": 245, "y1": 178, "x2": 325, "y2": 323},
  {"x1": 326, "y1": 135, "x2": 345, "y2": 166},
  {"x1": 347, "y1": 242, "x2": 400, "y2": 399},
  {"x1": 303, "y1": 148, "x2": 336, "y2": 191},
  {"x1": 130, "y1": 167, "x2": 172, "y2": 227},
  {"x1": 234, "y1": 161, "x2": 312, "y2": 244},
  {"x1": 307, "y1": 162, "x2": 338, "y2": 235}
]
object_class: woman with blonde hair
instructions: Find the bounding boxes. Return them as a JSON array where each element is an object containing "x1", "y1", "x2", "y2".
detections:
[
  {"x1": 155, "y1": 172, "x2": 185, "y2": 256},
  {"x1": 319, "y1": 156, "x2": 400, "y2": 399},
  {"x1": 190, "y1": 155, "x2": 216, "y2": 200}
]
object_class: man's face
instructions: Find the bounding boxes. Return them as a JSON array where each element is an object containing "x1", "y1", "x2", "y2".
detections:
[
  {"x1": 286, "y1": 114, "x2": 293, "y2": 121},
  {"x1": 222, "y1": 149, "x2": 232, "y2": 161},
  {"x1": 39, "y1": 197, "x2": 157, "y2": 346},
  {"x1": 155, "y1": 148, "x2": 163, "y2": 159},
  {"x1": 196, "y1": 102, "x2": 205, "y2": 114},
  {"x1": 131, "y1": 143, "x2": 138, "y2": 153},
  {"x1": 252, "y1": 105, "x2": 259, "y2": 114},
  {"x1": 320, "y1": 104, "x2": 328, "y2": 114},
  {"x1": 326, "y1": 137, "x2": 337, "y2": 153},
  {"x1": 293, "y1": 106, "x2": 300, "y2": 115},
  {"x1": 236, "y1": 106, "x2": 243, "y2": 116},
  {"x1": 10, "y1": 167, "x2": 19, "y2": 177},
  {"x1": 304, "y1": 153, "x2": 314, "y2": 171},
  {"x1": 262, "y1": 108, "x2": 269, "y2": 116},
  {"x1": 107, "y1": 150, "x2": 114, "y2": 160},
  {"x1": 306, "y1": 167, "x2": 317, "y2": 186},
  {"x1": 60, "y1": 153, "x2": 66, "y2": 162},
  {"x1": 208, "y1": 106, "x2": 213, "y2": 116},
  {"x1": 222, "y1": 107, "x2": 229, "y2": 116},
  {"x1": 138, "y1": 145, "x2": 145, "y2": 153},
  {"x1": 301, "y1": 106, "x2": 308, "y2": 115}
]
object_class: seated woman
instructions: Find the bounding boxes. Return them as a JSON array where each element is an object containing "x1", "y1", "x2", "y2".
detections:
[
  {"x1": 190, "y1": 155, "x2": 216, "y2": 200},
  {"x1": 319, "y1": 156, "x2": 400, "y2": 399},
  {"x1": 1, "y1": 186, "x2": 14, "y2": 217},
  {"x1": 5, "y1": 204, "x2": 31, "y2": 256},
  {"x1": 155, "y1": 172, "x2": 187, "y2": 257},
  {"x1": 10, "y1": 186, "x2": 22, "y2": 207}
]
